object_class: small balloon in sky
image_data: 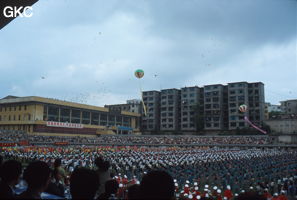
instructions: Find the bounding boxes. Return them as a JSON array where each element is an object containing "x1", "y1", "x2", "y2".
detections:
[
  {"x1": 238, "y1": 104, "x2": 248, "y2": 113},
  {"x1": 135, "y1": 69, "x2": 144, "y2": 79}
]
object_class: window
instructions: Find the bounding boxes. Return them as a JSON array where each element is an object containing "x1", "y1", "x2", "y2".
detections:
[
  {"x1": 205, "y1": 104, "x2": 211, "y2": 109},
  {"x1": 230, "y1": 122, "x2": 236, "y2": 127},
  {"x1": 213, "y1": 97, "x2": 219, "y2": 102},
  {"x1": 71, "y1": 109, "x2": 81, "y2": 123},
  {"x1": 24, "y1": 105, "x2": 27, "y2": 110},
  {"x1": 82, "y1": 111, "x2": 91, "y2": 124},
  {"x1": 206, "y1": 98, "x2": 211, "y2": 102},
  {"x1": 230, "y1": 116, "x2": 236, "y2": 120},
  {"x1": 229, "y1": 103, "x2": 236, "y2": 108},
  {"x1": 239, "y1": 122, "x2": 245, "y2": 126},
  {"x1": 238, "y1": 96, "x2": 245, "y2": 101}
]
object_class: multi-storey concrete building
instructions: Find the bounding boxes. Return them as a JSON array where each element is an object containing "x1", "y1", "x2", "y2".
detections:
[
  {"x1": 204, "y1": 84, "x2": 226, "y2": 130},
  {"x1": 280, "y1": 99, "x2": 297, "y2": 115},
  {"x1": 105, "y1": 99, "x2": 142, "y2": 114},
  {"x1": 180, "y1": 86, "x2": 204, "y2": 131},
  {"x1": 142, "y1": 91, "x2": 160, "y2": 131},
  {"x1": 160, "y1": 89, "x2": 181, "y2": 131},
  {"x1": 247, "y1": 82, "x2": 265, "y2": 127},
  {"x1": 228, "y1": 82, "x2": 249, "y2": 129},
  {"x1": 141, "y1": 81, "x2": 265, "y2": 134},
  {"x1": 0, "y1": 96, "x2": 140, "y2": 136}
]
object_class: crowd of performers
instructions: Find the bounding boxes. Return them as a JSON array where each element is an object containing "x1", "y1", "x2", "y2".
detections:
[
  {"x1": 1, "y1": 145, "x2": 297, "y2": 199},
  {"x1": 0, "y1": 130, "x2": 277, "y2": 145}
]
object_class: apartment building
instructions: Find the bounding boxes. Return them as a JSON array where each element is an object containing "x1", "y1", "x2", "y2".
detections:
[
  {"x1": 228, "y1": 82, "x2": 249, "y2": 129},
  {"x1": 140, "y1": 81, "x2": 265, "y2": 133},
  {"x1": 180, "y1": 86, "x2": 204, "y2": 131},
  {"x1": 204, "y1": 84, "x2": 226, "y2": 130},
  {"x1": 160, "y1": 89, "x2": 181, "y2": 131},
  {"x1": 247, "y1": 82, "x2": 265, "y2": 127},
  {"x1": 280, "y1": 99, "x2": 297, "y2": 115},
  {"x1": 142, "y1": 91, "x2": 160, "y2": 131}
]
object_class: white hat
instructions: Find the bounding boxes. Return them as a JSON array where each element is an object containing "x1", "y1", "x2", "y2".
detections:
[
  {"x1": 186, "y1": 180, "x2": 190, "y2": 184},
  {"x1": 195, "y1": 186, "x2": 199, "y2": 191},
  {"x1": 281, "y1": 190, "x2": 285, "y2": 194},
  {"x1": 204, "y1": 188, "x2": 208, "y2": 191},
  {"x1": 175, "y1": 183, "x2": 178, "y2": 187},
  {"x1": 194, "y1": 182, "x2": 198, "y2": 186},
  {"x1": 217, "y1": 189, "x2": 222, "y2": 194},
  {"x1": 185, "y1": 184, "x2": 189, "y2": 187},
  {"x1": 188, "y1": 194, "x2": 193, "y2": 199},
  {"x1": 174, "y1": 179, "x2": 177, "y2": 183},
  {"x1": 119, "y1": 183, "x2": 123, "y2": 188},
  {"x1": 227, "y1": 185, "x2": 231, "y2": 190},
  {"x1": 205, "y1": 184, "x2": 209, "y2": 188},
  {"x1": 249, "y1": 186, "x2": 253, "y2": 190},
  {"x1": 235, "y1": 193, "x2": 238, "y2": 196},
  {"x1": 205, "y1": 193, "x2": 209, "y2": 198},
  {"x1": 223, "y1": 197, "x2": 227, "y2": 200},
  {"x1": 213, "y1": 186, "x2": 218, "y2": 190},
  {"x1": 136, "y1": 181, "x2": 140, "y2": 184},
  {"x1": 241, "y1": 190, "x2": 245, "y2": 193},
  {"x1": 196, "y1": 195, "x2": 201, "y2": 200},
  {"x1": 273, "y1": 193, "x2": 278, "y2": 196}
]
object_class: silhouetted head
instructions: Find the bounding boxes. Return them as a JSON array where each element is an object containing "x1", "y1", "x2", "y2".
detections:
[
  {"x1": 70, "y1": 167, "x2": 100, "y2": 199},
  {"x1": 23, "y1": 161, "x2": 51, "y2": 191},
  {"x1": 127, "y1": 184, "x2": 140, "y2": 199},
  {"x1": 95, "y1": 157, "x2": 110, "y2": 172},
  {"x1": 54, "y1": 158, "x2": 62, "y2": 168},
  {"x1": 140, "y1": 170, "x2": 174, "y2": 200},
  {"x1": 0, "y1": 160, "x2": 22, "y2": 185},
  {"x1": 105, "y1": 179, "x2": 119, "y2": 195}
]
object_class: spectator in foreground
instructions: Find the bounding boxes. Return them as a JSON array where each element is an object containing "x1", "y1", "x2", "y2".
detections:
[
  {"x1": 45, "y1": 168, "x2": 65, "y2": 197},
  {"x1": 95, "y1": 157, "x2": 111, "y2": 196},
  {"x1": 139, "y1": 170, "x2": 175, "y2": 200},
  {"x1": 127, "y1": 184, "x2": 140, "y2": 199},
  {"x1": 97, "y1": 179, "x2": 119, "y2": 200},
  {"x1": 70, "y1": 167, "x2": 100, "y2": 200},
  {"x1": 18, "y1": 161, "x2": 51, "y2": 199},
  {"x1": 0, "y1": 160, "x2": 22, "y2": 199}
]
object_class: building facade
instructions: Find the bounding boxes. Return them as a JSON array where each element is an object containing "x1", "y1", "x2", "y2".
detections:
[
  {"x1": 142, "y1": 91, "x2": 160, "y2": 132},
  {"x1": 160, "y1": 89, "x2": 181, "y2": 131},
  {"x1": 0, "y1": 96, "x2": 140, "y2": 136},
  {"x1": 105, "y1": 99, "x2": 142, "y2": 114},
  {"x1": 141, "y1": 81, "x2": 265, "y2": 134},
  {"x1": 180, "y1": 86, "x2": 204, "y2": 131},
  {"x1": 280, "y1": 99, "x2": 297, "y2": 115},
  {"x1": 204, "y1": 84, "x2": 226, "y2": 130}
]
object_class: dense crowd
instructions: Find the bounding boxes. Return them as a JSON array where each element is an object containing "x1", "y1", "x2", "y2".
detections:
[
  {"x1": 1, "y1": 145, "x2": 297, "y2": 199},
  {"x1": 0, "y1": 130, "x2": 276, "y2": 146}
]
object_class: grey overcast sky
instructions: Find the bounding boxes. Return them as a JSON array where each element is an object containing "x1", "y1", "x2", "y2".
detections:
[{"x1": 0, "y1": 0, "x2": 296, "y2": 106}]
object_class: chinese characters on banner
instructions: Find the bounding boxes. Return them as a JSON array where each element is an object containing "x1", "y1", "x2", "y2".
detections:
[{"x1": 46, "y1": 121, "x2": 83, "y2": 129}]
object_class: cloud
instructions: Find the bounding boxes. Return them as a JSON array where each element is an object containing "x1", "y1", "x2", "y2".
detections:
[{"x1": 0, "y1": 0, "x2": 296, "y2": 106}]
